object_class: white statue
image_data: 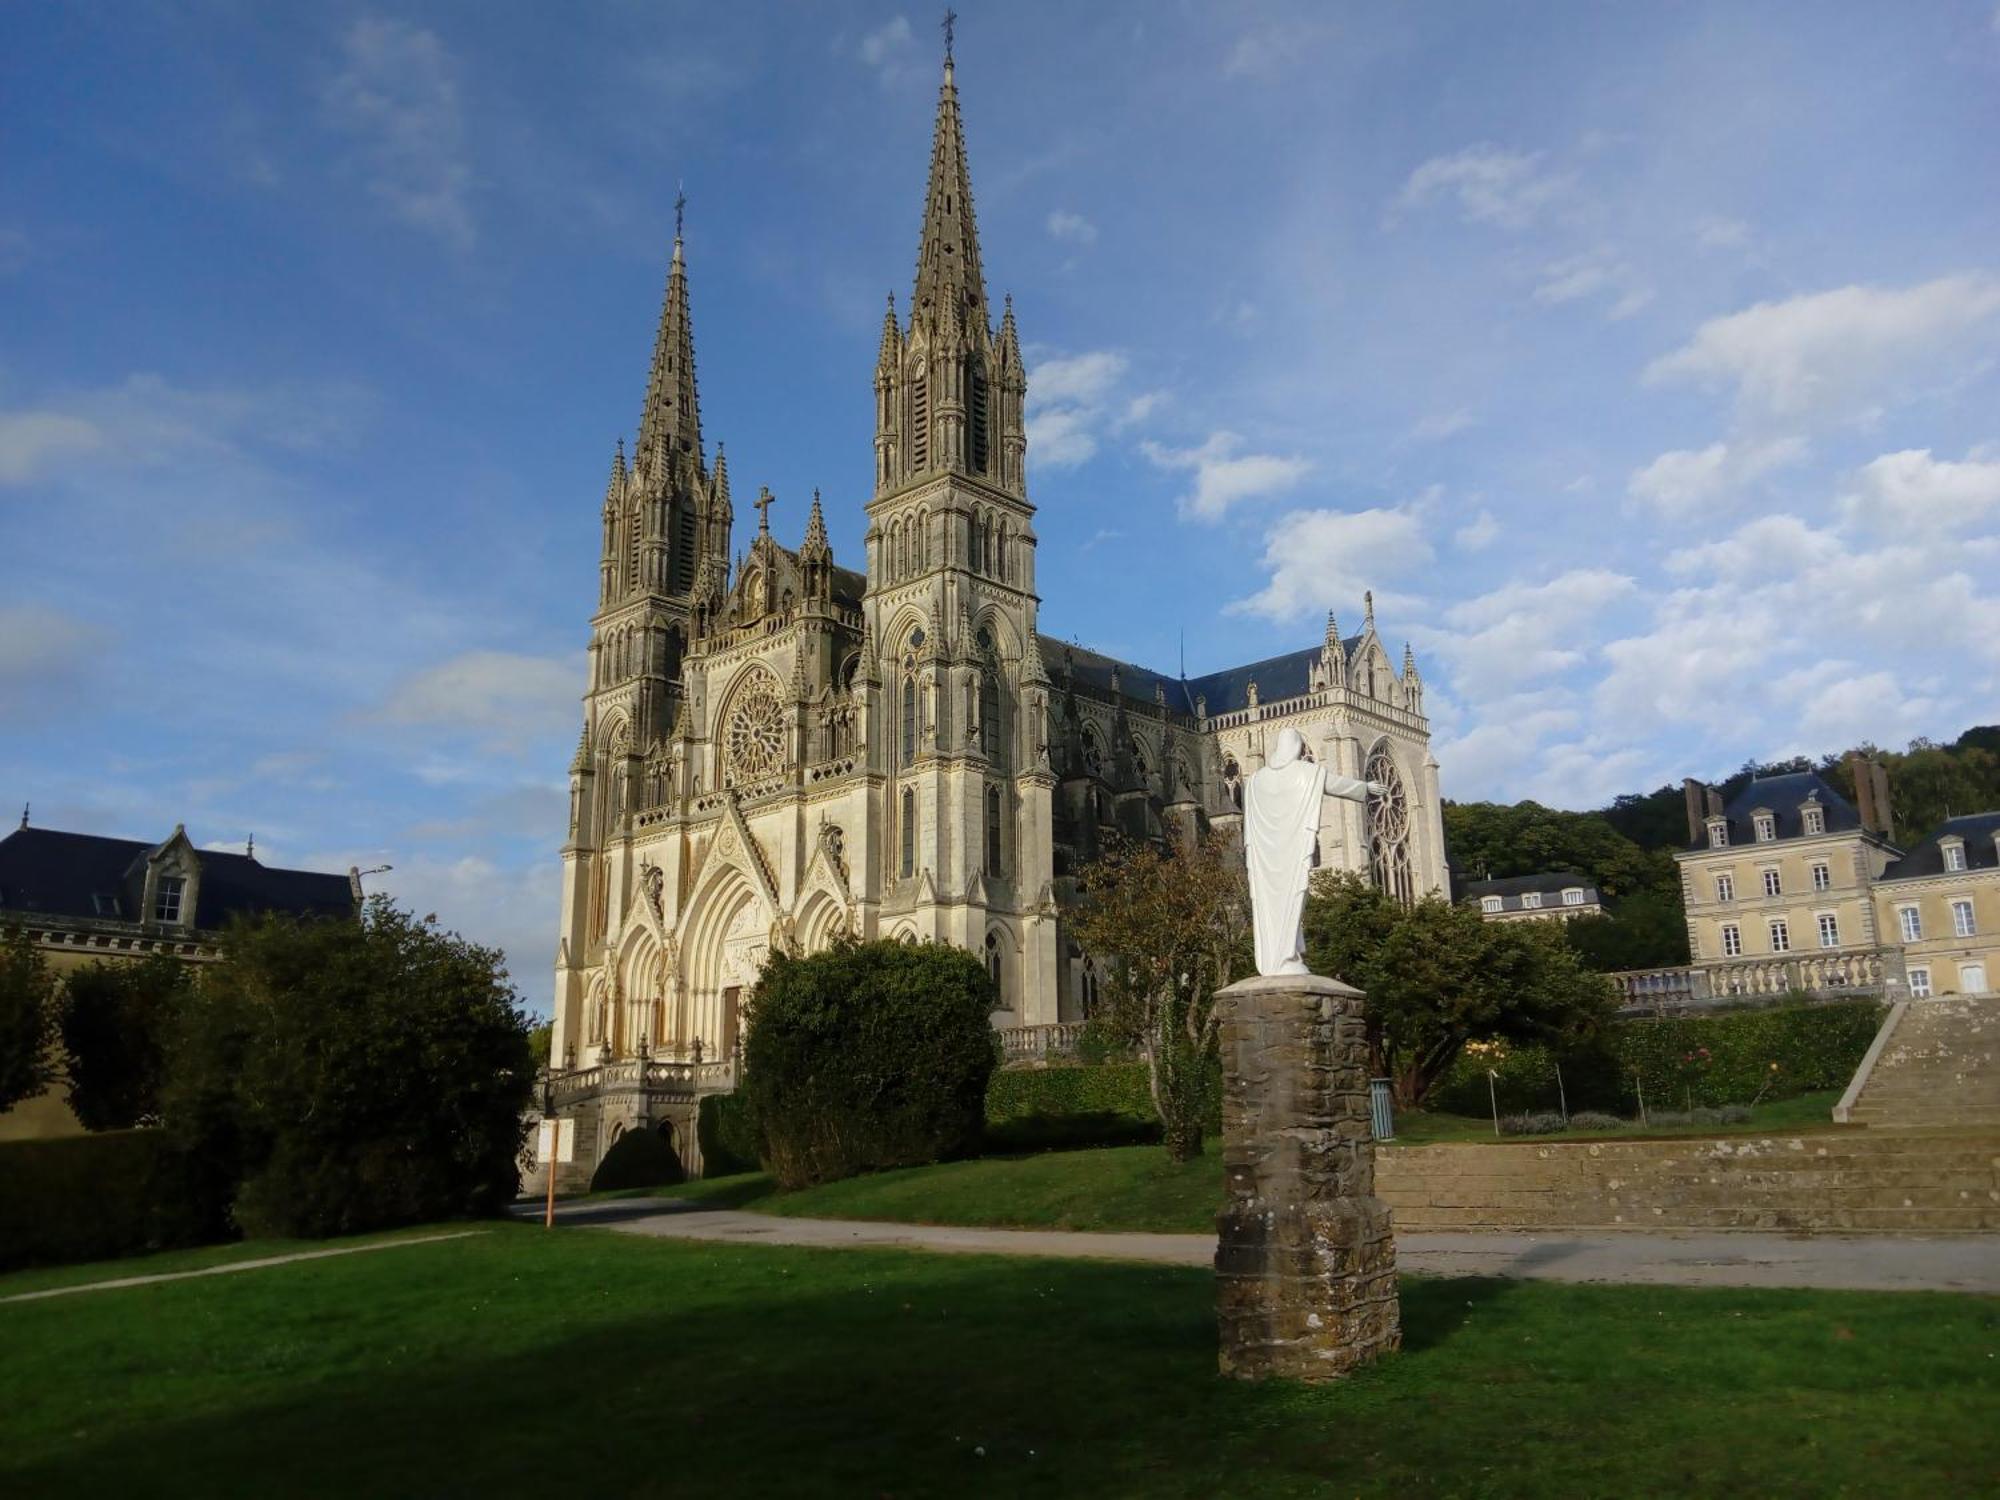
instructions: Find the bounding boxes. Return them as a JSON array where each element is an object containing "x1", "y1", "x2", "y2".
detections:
[{"x1": 1243, "y1": 727, "x2": 1382, "y2": 977}]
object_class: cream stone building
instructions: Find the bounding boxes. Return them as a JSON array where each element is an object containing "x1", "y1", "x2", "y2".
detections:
[
  {"x1": 1674, "y1": 769, "x2": 1901, "y2": 998},
  {"x1": 1461, "y1": 872, "x2": 1603, "y2": 923},
  {"x1": 543, "y1": 47, "x2": 1447, "y2": 1166},
  {"x1": 1873, "y1": 814, "x2": 2000, "y2": 998}
]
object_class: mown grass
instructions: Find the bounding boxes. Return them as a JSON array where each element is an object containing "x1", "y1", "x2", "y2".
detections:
[
  {"x1": 649, "y1": 1089, "x2": 1852, "y2": 1234},
  {"x1": 1, "y1": 1222, "x2": 1992, "y2": 1499}
]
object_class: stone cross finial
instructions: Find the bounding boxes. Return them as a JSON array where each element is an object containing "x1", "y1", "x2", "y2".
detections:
[
  {"x1": 674, "y1": 182, "x2": 686, "y2": 242},
  {"x1": 942, "y1": 6, "x2": 956, "y2": 63},
  {"x1": 753, "y1": 486, "x2": 774, "y2": 534}
]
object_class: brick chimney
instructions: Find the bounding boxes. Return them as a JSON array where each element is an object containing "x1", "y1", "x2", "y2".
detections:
[
  {"x1": 1847, "y1": 753, "x2": 1895, "y2": 840},
  {"x1": 1683, "y1": 778, "x2": 1707, "y2": 844},
  {"x1": 1870, "y1": 759, "x2": 1894, "y2": 842}
]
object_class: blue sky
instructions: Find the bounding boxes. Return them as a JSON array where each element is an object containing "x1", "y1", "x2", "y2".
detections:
[{"x1": 4, "y1": 2, "x2": 1998, "y2": 1010}]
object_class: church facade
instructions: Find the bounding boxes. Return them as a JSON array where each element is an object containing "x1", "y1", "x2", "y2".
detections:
[{"x1": 547, "y1": 51, "x2": 1449, "y2": 1089}]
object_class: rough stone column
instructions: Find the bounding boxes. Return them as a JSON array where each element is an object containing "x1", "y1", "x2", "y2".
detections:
[{"x1": 1214, "y1": 972, "x2": 1400, "y2": 1381}]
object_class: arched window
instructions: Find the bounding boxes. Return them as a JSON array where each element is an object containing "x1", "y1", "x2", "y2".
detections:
[
  {"x1": 900, "y1": 787, "x2": 916, "y2": 879},
  {"x1": 985, "y1": 784, "x2": 1003, "y2": 876},
  {"x1": 901, "y1": 672, "x2": 918, "y2": 762},
  {"x1": 985, "y1": 930, "x2": 1002, "y2": 993},
  {"x1": 1365, "y1": 742, "x2": 1415, "y2": 905},
  {"x1": 980, "y1": 670, "x2": 1002, "y2": 764},
  {"x1": 970, "y1": 512, "x2": 985, "y2": 574},
  {"x1": 918, "y1": 509, "x2": 929, "y2": 570},
  {"x1": 895, "y1": 521, "x2": 908, "y2": 580}
]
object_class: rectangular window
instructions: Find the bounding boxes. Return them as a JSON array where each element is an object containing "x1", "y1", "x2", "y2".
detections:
[
  {"x1": 1944, "y1": 845, "x2": 1966, "y2": 872},
  {"x1": 1721, "y1": 923, "x2": 1742, "y2": 957},
  {"x1": 1811, "y1": 862, "x2": 1831, "y2": 893},
  {"x1": 1762, "y1": 869, "x2": 1782, "y2": 897},
  {"x1": 1909, "y1": 967, "x2": 1932, "y2": 998},
  {"x1": 1802, "y1": 806, "x2": 1824, "y2": 835},
  {"x1": 1899, "y1": 906, "x2": 1922, "y2": 943},
  {"x1": 1768, "y1": 919, "x2": 1790, "y2": 953},
  {"x1": 1520, "y1": 891, "x2": 1541, "y2": 909},
  {"x1": 1708, "y1": 822, "x2": 1728, "y2": 848},
  {"x1": 1952, "y1": 899, "x2": 1976, "y2": 938},
  {"x1": 1480, "y1": 896, "x2": 1502, "y2": 914},
  {"x1": 153, "y1": 875, "x2": 185, "y2": 924},
  {"x1": 1562, "y1": 888, "x2": 1585, "y2": 906},
  {"x1": 1754, "y1": 814, "x2": 1775, "y2": 843},
  {"x1": 1818, "y1": 913, "x2": 1839, "y2": 948},
  {"x1": 1715, "y1": 873, "x2": 1734, "y2": 902}
]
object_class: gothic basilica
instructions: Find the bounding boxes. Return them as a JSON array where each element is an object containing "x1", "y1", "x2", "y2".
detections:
[{"x1": 547, "y1": 48, "x2": 1449, "y2": 1102}]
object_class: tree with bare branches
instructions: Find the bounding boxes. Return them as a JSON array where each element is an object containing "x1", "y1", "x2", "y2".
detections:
[{"x1": 1070, "y1": 830, "x2": 1251, "y2": 1161}]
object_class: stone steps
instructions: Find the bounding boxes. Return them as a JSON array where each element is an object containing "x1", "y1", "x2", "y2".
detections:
[{"x1": 1837, "y1": 994, "x2": 2000, "y2": 1130}]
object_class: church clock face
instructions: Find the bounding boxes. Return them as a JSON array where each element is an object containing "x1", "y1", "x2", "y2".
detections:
[{"x1": 725, "y1": 678, "x2": 788, "y2": 784}]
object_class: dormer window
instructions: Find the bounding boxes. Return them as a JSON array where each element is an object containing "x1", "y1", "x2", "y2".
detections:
[
  {"x1": 1942, "y1": 839, "x2": 1966, "y2": 872},
  {"x1": 1480, "y1": 896, "x2": 1502, "y2": 914},
  {"x1": 1801, "y1": 805, "x2": 1824, "y2": 836},
  {"x1": 1562, "y1": 887, "x2": 1585, "y2": 906},
  {"x1": 1707, "y1": 816, "x2": 1729, "y2": 848},
  {"x1": 1752, "y1": 813, "x2": 1776, "y2": 843},
  {"x1": 1521, "y1": 891, "x2": 1541, "y2": 910},
  {"x1": 154, "y1": 875, "x2": 186, "y2": 924}
]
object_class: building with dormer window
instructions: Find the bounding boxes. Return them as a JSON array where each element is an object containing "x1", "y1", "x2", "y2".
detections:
[{"x1": 1873, "y1": 813, "x2": 2000, "y2": 998}]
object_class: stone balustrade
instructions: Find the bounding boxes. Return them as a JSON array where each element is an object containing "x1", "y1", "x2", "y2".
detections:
[
  {"x1": 997, "y1": 1021, "x2": 1086, "y2": 1064},
  {"x1": 1613, "y1": 948, "x2": 1899, "y2": 1015}
]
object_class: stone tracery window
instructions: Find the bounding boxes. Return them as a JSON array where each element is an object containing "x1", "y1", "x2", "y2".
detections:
[
  {"x1": 723, "y1": 673, "x2": 788, "y2": 785},
  {"x1": 1365, "y1": 742, "x2": 1415, "y2": 905}
]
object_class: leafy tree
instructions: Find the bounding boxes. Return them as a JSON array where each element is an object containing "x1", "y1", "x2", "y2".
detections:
[
  {"x1": 162, "y1": 898, "x2": 535, "y2": 1238},
  {"x1": 1069, "y1": 830, "x2": 1250, "y2": 1162},
  {"x1": 1561, "y1": 889, "x2": 1691, "y2": 973},
  {"x1": 1443, "y1": 800, "x2": 1676, "y2": 900},
  {"x1": 0, "y1": 928, "x2": 61, "y2": 1114},
  {"x1": 527, "y1": 1018, "x2": 553, "y2": 1069},
  {"x1": 1304, "y1": 874, "x2": 1616, "y2": 1107},
  {"x1": 60, "y1": 954, "x2": 192, "y2": 1130},
  {"x1": 742, "y1": 937, "x2": 997, "y2": 1189}
]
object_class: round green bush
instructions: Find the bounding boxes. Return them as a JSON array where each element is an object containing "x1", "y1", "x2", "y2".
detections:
[{"x1": 743, "y1": 938, "x2": 999, "y2": 1189}]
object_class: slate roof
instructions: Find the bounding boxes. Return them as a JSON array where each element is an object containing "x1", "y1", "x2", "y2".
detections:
[
  {"x1": 1690, "y1": 771, "x2": 1865, "y2": 850},
  {"x1": 0, "y1": 827, "x2": 355, "y2": 930},
  {"x1": 1461, "y1": 871, "x2": 1600, "y2": 902},
  {"x1": 1038, "y1": 637, "x2": 1364, "y2": 718},
  {"x1": 1881, "y1": 811, "x2": 2000, "y2": 880}
]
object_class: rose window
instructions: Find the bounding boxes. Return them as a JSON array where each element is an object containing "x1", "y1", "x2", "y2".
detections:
[
  {"x1": 725, "y1": 681, "x2": 788, "y2": 784},
  {"x1": 1365, "y1": 744, "x2": 1414, "y2": 904}
]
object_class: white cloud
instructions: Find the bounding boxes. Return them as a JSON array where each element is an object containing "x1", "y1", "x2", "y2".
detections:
[
  {"x1": 0, "y1": 411, "x2": 103, "y2": 484},
  {"x1": 1029, "y1": 350, "x2": 1128, "y2": 409},
  {"x1": 323, "y1": 18, "x2": 474, "y2": 250},
  {"x1": 1391, "y1": 144, "x2": 1570, "y2": 230},
  {"x1": 1024, "y1": 350, "x2": 1138, "y2": 471},
  {"x1": 858, "y1": 16, "x2": 918, "y2": 82},
  {"x1": 1627, "y1": 437, "x2": 1807, "y2": 516},
  {"x1": 0, "y1": 603, "x2": 106, "y2": 719},
  {"x1": 1644, "y1": 274, "x2": 2000, "y2": 422},
  {"x1": 1410, "y1": 408, "x2": 1475, "y2": 442},
  {"x1": 1694, "y1": 217, "x2": 1751, "y2": 252},
  {"x1": 1142, "y1": 431, "x2": 1312, "y2": 522},
  {"x1": 1533, "y1": 248, "x2": 1652, "y2": 319},
  {"x1": 1228, "y1": 506, "x2": 1432, "y2": 620},
  {"x1": 1454, "y1": 509, "x2": 1500, "y2": 551},
  {"x1": 1664, "y1": 514, "x2": 1845, "y2": 581},
  {"x1": 1025, "y1": 406, "x2": 1099, "y2": 468},
  {"x1": 1841, "y1": 447, "x2": 2000, "y2": 533},
  {"x1": 373, "y1": 650, "x2": 578, "y2": 745},
  {"x1": 373, "y1": 853, "x2": 565, "y2": 1007},
  {"x1": 1430, "y1": 569, "x2": 1636, "y2": 697},
  {"x1": 1046, "y1": 210, "x2": 1097, "y2": 245}
]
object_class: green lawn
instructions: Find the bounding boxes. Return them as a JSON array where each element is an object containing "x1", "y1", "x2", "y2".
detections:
[
  {"x1": 652, "y1": 1089, "x2": 1853, "y2": 1234},
  {"x1": 1, "y1": 1223, "x2": 1992, "y2": 1498}
]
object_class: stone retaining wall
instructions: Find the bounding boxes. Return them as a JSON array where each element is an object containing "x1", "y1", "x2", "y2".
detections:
[{"x1": 1377, "y1": 1130, "x2": 2000, "y2": 1234}]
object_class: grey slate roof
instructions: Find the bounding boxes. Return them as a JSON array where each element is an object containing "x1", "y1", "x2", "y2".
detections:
[
  {"x1": 1461, "y1": 871, "x2": 1599, "y2": 902},
  {"x1": 1691, "y1": 771, "x2": 1865, "y2": 850},
  {"x1": 1038, "y1": 636, "x2": 1363, "y2": 718},
  {"x1": 0, "y1": 827, "x2": 355, "y2": 930},
  {"x1": 1881, "y1": 811, "x2": 2000, "y2": 880}
]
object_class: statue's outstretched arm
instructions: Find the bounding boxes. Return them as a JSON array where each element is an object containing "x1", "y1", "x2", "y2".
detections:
[{"x1": 1324, "y1": 773, "x2": 1385, "y2": 802}]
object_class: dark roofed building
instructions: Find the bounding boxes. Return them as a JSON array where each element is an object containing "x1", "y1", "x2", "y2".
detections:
[
  {"x1": 1460, "y1": 871, "x2": 1603, "y2": 922},
  {"x1": 0, "y1": 821, "x2": 357, "y2": 966}
]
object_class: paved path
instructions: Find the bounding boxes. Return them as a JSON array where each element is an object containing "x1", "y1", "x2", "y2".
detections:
[
  {"x1": 546, "y1": 1199, "x2": 2000, "y2": 1294},
  {"x1": 0, "y1": 1230, "x2": 487, "y2": 1305}
]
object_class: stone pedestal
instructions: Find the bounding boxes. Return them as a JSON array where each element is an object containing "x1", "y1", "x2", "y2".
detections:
[{"x1": 1214, "y1": 972, "x2": 1400, "y2": 1381}]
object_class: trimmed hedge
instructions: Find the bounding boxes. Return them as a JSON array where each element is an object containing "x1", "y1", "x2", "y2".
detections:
[
  {"x1": 697, "y1": 1092, "x2": 760, "y2": 1178},
  {"x1": 1432, "y1": 1000, "x2": 1885, "y2": 1116},
  {"x1": 0, "y1": 1130, "x2": 227, "y2": 1272},
  {"x1": 986, "y1": 1061, "x2": 1222, "y2": 1134}
]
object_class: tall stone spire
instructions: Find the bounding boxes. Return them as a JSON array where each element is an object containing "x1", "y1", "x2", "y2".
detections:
[
  {"x1": 636, "y1": 193, "x2": 702, "y2": 479},
  {"x1": 910, "y1": 49, "x2": 988, "y2": 334}
]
